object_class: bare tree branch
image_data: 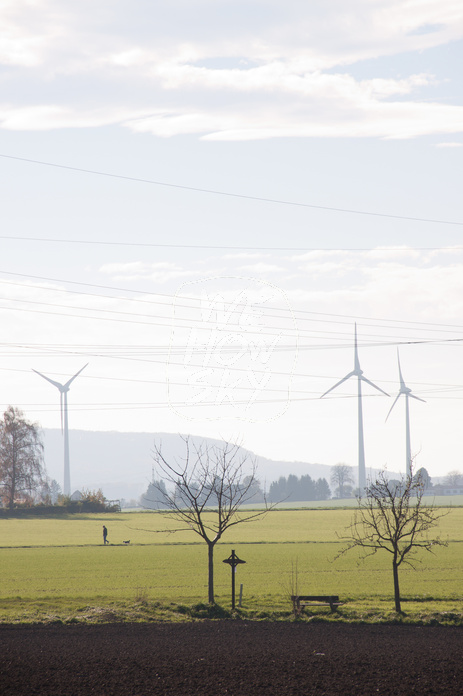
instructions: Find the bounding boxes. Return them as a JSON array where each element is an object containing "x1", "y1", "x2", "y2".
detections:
[
  {"x1": 336, "y1": 465, "x2": 448, "y2": 612},
  {"x1": 147, "y1": 436, "x2": 277, "y2": 604}
]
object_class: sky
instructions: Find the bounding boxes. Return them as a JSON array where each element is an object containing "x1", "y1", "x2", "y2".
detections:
[{"x1": 1, "y1": 0, "x2": 463, "y2": 489}]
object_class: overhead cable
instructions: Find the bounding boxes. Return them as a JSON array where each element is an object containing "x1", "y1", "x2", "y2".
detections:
[{"x1": 1, "y1": 152, "x2": 462, "y2": 228}]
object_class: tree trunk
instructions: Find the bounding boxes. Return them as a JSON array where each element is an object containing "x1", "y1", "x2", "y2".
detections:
[
  {"x1": 9, "y1": 460, "x2": 16, "y2": 509},
  {"x1": 392, "y1": 560, "x2": 401, "y2": 613},
  {"x1": 208, "y1": 542, "x2": 214, "y2": 604}
]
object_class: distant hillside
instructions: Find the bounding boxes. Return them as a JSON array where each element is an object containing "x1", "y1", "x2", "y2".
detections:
[{"x1": 41, "y1": 430, "x2": 336, "y2": 502}]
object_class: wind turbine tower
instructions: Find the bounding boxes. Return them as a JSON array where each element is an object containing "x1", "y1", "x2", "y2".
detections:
[
  {"x1": 321, "y1": 325, "x2": 389, "y2": 492},
  {"x1": 32, "y1": 364, "x2": 88, "y2": 496},
  {"x1": 386, "y1": 350, "x2": 425, "y2": 477}
]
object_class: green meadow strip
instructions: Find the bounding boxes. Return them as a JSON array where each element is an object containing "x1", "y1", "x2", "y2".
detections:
[{"x1": 0, "y1": 509, "x2": 462, "y2": 624}]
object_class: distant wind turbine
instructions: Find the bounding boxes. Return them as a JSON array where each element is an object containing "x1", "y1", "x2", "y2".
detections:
[
  {"x1": 321, "y1": 324, "x2": 389, "y2": 492},
  {"x1": 32, "y1": 364, "x2": 88, "y2": 496},
  {"x1": 386, "y1": 350, "x2": 425, "y2": 478}
]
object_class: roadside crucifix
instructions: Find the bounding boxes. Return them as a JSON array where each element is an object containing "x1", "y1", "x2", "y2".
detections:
[{"x1": 223, "y1": 549, "x2": 246, "y2": 610}]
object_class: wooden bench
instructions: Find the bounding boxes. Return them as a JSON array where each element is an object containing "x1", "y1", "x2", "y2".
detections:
[{"x1": 291, "y1": 595, "x2": 341, "y2": 614}]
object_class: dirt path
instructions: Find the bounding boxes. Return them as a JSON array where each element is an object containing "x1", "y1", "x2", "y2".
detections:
[{"x1": 1, "y1": 621, "x2": 462, "y2": 695}]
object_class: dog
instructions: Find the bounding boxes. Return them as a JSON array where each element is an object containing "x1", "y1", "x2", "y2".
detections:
[{"x1": 123, "y1": 540, "x2": 131, "y2": 544}]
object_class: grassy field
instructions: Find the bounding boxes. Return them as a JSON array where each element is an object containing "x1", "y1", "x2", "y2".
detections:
[{"x1": 0, "y1": 507, "x2": 462, "y2": 624}]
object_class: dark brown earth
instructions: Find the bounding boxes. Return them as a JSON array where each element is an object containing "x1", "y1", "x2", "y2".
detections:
[{"x1": 1, "y1": 621, "x2": 462, "y2": 695}]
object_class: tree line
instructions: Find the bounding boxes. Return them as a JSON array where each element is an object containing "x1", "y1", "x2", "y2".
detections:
[
  {"x1": 268, "y1": 474, "x2": 330, "y2": 502},
  {"x1": 141, "y1": 472, "x2": 331, "y2": 508}
]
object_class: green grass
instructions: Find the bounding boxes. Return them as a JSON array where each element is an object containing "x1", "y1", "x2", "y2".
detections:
[{"x1": 0, "y1": 508, "x2": 462, "y2": 624}]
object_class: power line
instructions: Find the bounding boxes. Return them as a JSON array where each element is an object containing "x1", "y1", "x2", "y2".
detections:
[
  {"x1": 0, "y1": 347, "x2": 458, "y2": 388},
  {"x1": 9, "y1": 390, "x2": 463, "y2": 417},
  {"x1": 2, "y1": 296, "x2": 462, "y2": 347},
  {"x1": 1, "y1": 280, "x2": 463, "y2": 352},
  {"x1": 3, "y1": 355, "x2": 463, "y2": 398},
  {"x1": 2, "y1": 268, "x2": 463, "y2": 334},
  {"x1": 1, "y1": 358, "x2": 460, "y2": 391},
  {"x1": 1, "y1": 152, "x2": 462, "y2": 228},
  {"x1": 1, "y1": 235, "x2": 463, "y2": 251}
]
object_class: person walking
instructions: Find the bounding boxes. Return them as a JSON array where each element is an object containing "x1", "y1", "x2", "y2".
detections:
[{"x1": 102, "y1": 525, "x2": 108, "y2": 544}]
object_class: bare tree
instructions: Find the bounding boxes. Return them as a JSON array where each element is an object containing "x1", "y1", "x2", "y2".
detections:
[
  {"x1": 337, "y1": 467, "x2": 448, "y2": 612},
  {"x1": 37, "y1": 476, "x2": 61, "y2": 504},
  {"x1": 444, "y1": 470, "x2": 463, "y2": 487},
  {"x1": 330, "y1": 463, "x2": 355, "y2": 498},
  {"x1": 0, "y1": 406, "x2": 44, "y2": 508},
  {"x1": 150, "y1": 437, "x2": 275, "y2": 604}
]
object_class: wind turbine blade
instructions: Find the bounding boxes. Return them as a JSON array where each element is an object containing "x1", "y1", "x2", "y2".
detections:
[
  {"x1": 360, "y1": 375, "x2": 389, "y2": 397},
  {"x1": 32, "y1": 369, "x2": 64, "y2": 391},
  {"x1": 397, "y1": 349, "x2": 406, "y2": 390},
  {"x1": 321, "y1": 371, "x2": 356, "y2": 398},
  {"x1": 397, "y1": 350, "x2": 425, "y2": 401},
  {"x1": 354, "y1": 323, "x2": 361, "y2": 373},
  {"x1": 385, "y1": 393, "x2": 401, "y2": 421},
  {"x1": 64, "y1": 363, "x2": 88, "y2": 390},
  {"x1": 409, "y1": 393, "x2": 426, "y2": 403}
]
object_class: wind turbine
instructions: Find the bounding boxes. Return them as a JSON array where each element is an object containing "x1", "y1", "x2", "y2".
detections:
[
  {"x1": 32, "y1": 364, "x2": 88, "y2": 496},
  {"x1": 386, "y1": 350, "x2": 425, "y2": 478},
  {"x1": 321, "y1": 324, "x2": 389, "y2": 492}
]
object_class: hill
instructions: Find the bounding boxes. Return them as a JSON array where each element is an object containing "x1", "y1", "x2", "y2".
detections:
[{"x1": 41, "y1": 430, "x2": 336, "y2": 502}]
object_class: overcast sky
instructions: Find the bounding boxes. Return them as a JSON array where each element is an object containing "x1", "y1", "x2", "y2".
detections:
[{"x1": 1, "y1": 1, "x2": 463, "y2": 488}]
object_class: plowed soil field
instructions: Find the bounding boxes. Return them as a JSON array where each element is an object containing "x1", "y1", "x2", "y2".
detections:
[{"x1": 1, "y1": 621, "x2": 462, "y2": 695}]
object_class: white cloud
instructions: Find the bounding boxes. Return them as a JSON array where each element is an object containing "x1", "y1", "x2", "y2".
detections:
[
  {"x1": 99, "y1": 261, "x2": 201, "y2": 284},
  {"x1": 221, "y1": 253, "x2": 270, "y2": 260},
  {"x1": 201, "y1": 100, "x2": 463, "y2": 141},
  {"x1": 99, "y1": 262, "x2": 148, "y2": 275},
  {"x1": 296, "y1": 261, "x2": 358, "y2": 278},
  {"x1": 360, "y1": 262, "x2": 463, "y2": 321},
  {"x1": 238, "y1": 262, "x2": 285, "y2": 274},
  {"x1": 363, "y1": 247, "x2": 422, "y2": 261},
  {"x1": 427, "y1": 246, "x2": 463, "y2": 258},
  {"x1": 0, "y1": 1, "x2": 462, "y2": 140},
  {"x1": 283, "y1": 249, "x2": 463, "y2": 325},
  {"x1": 102, "y1": 1, "x2": 463, "y2": 73},
  {"x1": 0, "y1": 0, "x2": 62, "y2": 67},
  {"x1": 435, "y1": 141, "x2": 463, "y2": 147},
  {"x1": 148, "y1": 61, "x2": 432, "y2": 100},
  {"x1": 0, "y1": 103, "x2": 155, "y2": 131},
  {"x1": 1, "y1": 93, "x2": 462, "y2": 141},
  {"x1": 288, "y1": 250, "x2": 353, "y2": 262}
]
